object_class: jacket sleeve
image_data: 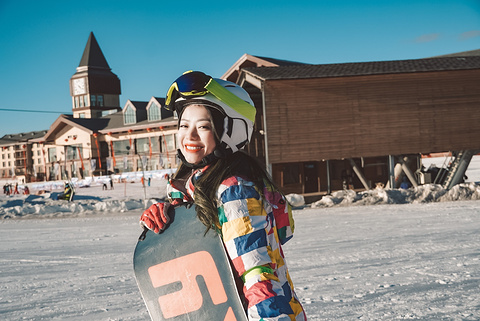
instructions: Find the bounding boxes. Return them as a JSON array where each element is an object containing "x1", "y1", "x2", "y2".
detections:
[{"x1": 217, "y1": 177, "x2": 294, "y2": 321}]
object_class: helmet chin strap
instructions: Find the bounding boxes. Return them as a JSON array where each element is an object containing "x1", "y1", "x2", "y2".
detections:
[{"x1": 177, "y1": 147, "x2": 228, "y2": 169}]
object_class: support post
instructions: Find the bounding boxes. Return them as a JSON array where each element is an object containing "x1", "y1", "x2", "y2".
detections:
[
  {"x1": 400, "y1": 157, "x2": 418, "y2": 188},
  {"x1": 388, "y1": 155, "x2": 395, "y2": 189},
  {"x1": 326, "y1": 160, "x2": 331, "y2": 194},
  {"x1": 348, "y1": 158, "x2": 370, "y2": 190}
]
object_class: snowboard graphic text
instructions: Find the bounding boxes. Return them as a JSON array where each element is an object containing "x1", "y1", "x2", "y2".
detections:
[
  {"x1": 134, "y1": 205, "x2": 247, "y2": 321},
  {"x1": 148, "y1": 251, "x2": 239, "y2": 320}
]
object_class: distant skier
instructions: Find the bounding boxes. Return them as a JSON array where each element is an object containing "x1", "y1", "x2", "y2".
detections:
[{"x1": 58, "y1": 182, "x2": 74, "y2": 201}]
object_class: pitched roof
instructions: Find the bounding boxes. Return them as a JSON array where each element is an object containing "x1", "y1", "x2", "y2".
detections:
[
  {"x1": 99, "y1": 113, "x2": 177, "y2": 133},
  {"x1": 433, "y1": 49, "x2": 480, "y2": 58},
  {"x1": 61, "y1": 115, "x2": 111, "y2": 131},
  {"x1": 40, "y1": 114, "x2": 111, "y2": 142},
  {"x1": 222, "y1": 53, "x2": 306, "y2": 82},
  {"x1": 78, "y1": 32, "x2": 110, "y2": 69},
  {"x1": 242, "y1": 56, "x2": 480, "y2": 81},
  {"x1": 250, "y1": 55, "x2": 307, "y2": 66},
  {"x1": 0, "y1": 130, "x2": 48, "y2": 146}
]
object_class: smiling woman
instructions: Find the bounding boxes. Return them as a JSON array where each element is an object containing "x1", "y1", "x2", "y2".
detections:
[
  {"x1": 139, "y1": 71, "x2": 306, "y2": 321},
  {"x1": 177, "y1": 104, "x2": 218, "y2": 165}
]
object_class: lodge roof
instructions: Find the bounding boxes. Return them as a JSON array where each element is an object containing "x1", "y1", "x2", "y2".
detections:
[
  {"x1": 249, "y1": 55, "x2": 306, "y2": 66},
  {"x1": 242, "y1": 55, "x2": 480, "y2": 81},
  {"x1": 0, "y1": 130, "x2": 48, "y2": 146},
  {"x1": 433, "y1": 48, "x2": 480, "y2": 57}
]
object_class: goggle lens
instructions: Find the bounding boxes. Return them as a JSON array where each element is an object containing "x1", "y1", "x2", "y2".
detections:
[
  {"x1": 165, "y1": 71, "x2": 212, "y2": 111},
  {"x1": 175, "y1": 71, "x2": 210, "y2": 94}
]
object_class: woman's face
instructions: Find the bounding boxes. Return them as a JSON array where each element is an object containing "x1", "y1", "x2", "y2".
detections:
[{"x1": 178, "y1": 104, "x2": 217, "y2": 165}]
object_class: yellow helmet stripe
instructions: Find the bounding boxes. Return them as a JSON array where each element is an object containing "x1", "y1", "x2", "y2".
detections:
[{"x1": 205, "y1": 79, "x2": 256, "y2": 123}]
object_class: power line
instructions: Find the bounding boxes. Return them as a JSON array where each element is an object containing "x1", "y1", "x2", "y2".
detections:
[{"x1": 0, "y1": 108, "x2": 62, "y2": 114}]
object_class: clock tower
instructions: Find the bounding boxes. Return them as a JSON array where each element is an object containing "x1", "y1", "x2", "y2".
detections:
[{"x1": 70, "y1": 32, "x2": 121, "y2": 118}]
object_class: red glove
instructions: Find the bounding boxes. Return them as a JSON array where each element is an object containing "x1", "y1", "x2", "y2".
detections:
[{"x1": 140, "y1": 202, "x2": 174, "y2": 233}]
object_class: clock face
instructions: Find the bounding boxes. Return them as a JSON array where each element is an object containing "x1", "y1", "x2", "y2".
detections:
[{"x1": 73, "y1": 78, "x2": 86, "y2": 95}]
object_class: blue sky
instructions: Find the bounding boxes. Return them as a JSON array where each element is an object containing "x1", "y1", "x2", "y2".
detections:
[{"x1": 0, "y1": 0, "x2": 479, "y2": 137}]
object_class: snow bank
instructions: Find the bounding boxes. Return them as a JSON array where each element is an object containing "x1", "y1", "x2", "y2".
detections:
[
  {"x1": 2, "y1": 179, "x2": 480, "y2": 219},
  {"x1": 1, "y1": 172, "x2": 172, "y2": 219},
  {"x1": 0, "y1": 194, "x2": 162, "y2": 219},
  {"x1": 312, "y1": 182, "x2": 480, "y2": 208}
]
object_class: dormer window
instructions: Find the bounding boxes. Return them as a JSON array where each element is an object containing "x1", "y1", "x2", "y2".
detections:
[
  {"x1": 124, "y1": 104, "x2": 136, "y2": 124},
  {"x1": 148, "y1": 102, "x2": 161, "y2": 121}
]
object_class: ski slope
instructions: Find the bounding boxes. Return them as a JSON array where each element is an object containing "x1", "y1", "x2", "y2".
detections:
[{"x1": 1, "y1": 156, "x2": 480, "y2": 320}]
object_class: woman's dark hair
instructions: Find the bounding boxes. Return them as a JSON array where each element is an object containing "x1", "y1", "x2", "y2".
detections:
[{"x1": 173, "y1": 151, "x2": 278, "y2": 233}]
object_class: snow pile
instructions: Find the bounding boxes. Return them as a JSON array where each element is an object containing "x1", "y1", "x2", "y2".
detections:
[
  {"x1": 0, "y1": 174, "x2": 171, "y2": 219},
  {"x1": 286, "y1": 193, "x2": 305, "y2": 207},
  {"x1": 312, "y1": 182, "x2": 480, "y2": 208},
  {"x1": 2, "y1": 180, "x2": 480, "y2": 219},
  {"x1": 0, "y1": 195, "x2": 160, "y2": 219}
]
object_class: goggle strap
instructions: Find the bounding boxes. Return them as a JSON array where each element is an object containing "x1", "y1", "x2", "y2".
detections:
[{"x1": 205, "y1": 79, "x2": 256, "y2": 123}]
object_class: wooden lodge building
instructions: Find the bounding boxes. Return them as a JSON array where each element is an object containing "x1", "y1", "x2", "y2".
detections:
[
  {"x1": 1, "y1": 32, "x2": 480, "y2": 197},
  {"x1": 225, "y1": 52, "x2": 480, "y2": 195}
]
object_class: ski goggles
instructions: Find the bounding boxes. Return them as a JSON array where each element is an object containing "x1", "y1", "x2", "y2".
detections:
[{"x1": 164, "y1": 71, "x2": 255, "y2": 122}]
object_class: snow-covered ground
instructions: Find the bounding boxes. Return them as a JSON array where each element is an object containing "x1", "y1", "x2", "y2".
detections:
[{"x1": 1, "y1": 157, "x2": 480, "y2": 320}]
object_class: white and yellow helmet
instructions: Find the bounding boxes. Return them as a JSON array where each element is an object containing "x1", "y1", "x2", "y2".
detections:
[{"x1": 165, "y1": 71, "x2": 256, "y2": 154}]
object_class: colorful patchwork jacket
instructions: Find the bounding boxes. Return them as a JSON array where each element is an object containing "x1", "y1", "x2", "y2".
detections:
[{"x1": 167, "y1": 167, "x2": 306, "y2": 321}]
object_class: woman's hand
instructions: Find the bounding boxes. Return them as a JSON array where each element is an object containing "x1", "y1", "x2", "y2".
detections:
[{"x1": 140, "y1": 202, "x2": 174, "y2": 233}]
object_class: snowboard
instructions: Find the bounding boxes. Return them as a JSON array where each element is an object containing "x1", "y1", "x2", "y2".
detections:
[{"x1": 133, "y1": 204, "x2": 248, "y2": 321}]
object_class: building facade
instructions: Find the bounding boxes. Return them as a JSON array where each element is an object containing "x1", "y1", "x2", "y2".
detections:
[
  {"x1": 1, "y1": 33, "x2": 479, "y2": 197},
  {"x1": 0, "y1": 32, "x2": 178, "y2": 183}
]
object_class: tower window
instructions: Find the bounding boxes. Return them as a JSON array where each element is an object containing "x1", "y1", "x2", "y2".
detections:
[
  {"x1": 148, "y1": 102, "x2": 161, "y2": 121},
  {"x1": 90, "y1": 95, "x2": 104, "y2": 107},
  {"x1": 97, "y1": 95, "x2": 104, "y2": 107}
]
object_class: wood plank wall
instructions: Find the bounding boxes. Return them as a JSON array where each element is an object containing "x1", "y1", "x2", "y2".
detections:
[{"x1": 263, "y1": 69, "x2": 480, "y2": 164}]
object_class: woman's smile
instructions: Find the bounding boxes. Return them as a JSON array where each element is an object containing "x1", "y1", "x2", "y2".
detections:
[
  {"x1": 177, "y1": 105, "x2": 217, "y2": 164},
  {"x1": 184, "y1": 144, "x2": 203, "y2": 153}
]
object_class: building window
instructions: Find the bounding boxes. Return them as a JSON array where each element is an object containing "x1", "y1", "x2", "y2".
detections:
[
  {"x1": 148, "y1": 102, "x2": 161, "y2": 121},
  {"x1": 79, "y1": 95, "x2": 84, "y2": 107},
  {"x1": 113, "y1": 140, "x2": 131, "y2": 156},
  {"x1": 75, "y1": 96, "x2": 79, "y2": 108},
  {"x1": 48, "y1": 148, "x2": 56, "y2": 163},
  {"x1": 97, "y1": 95, "x2": 104, "y2": 107},
  {"x1": 161, "y1": 134, "x2": 175, "y2": 152},
  {"x1": 91, "y1": 95, "x2": 97, "y2": 107},
  {"x1": 124, "y1": 105, "x2": 136, "y2": 124},
  {"x1": 66, "y1": 145, "x2": 82, "y2": 160},
  {"x1": 79, "y1": 113, "x2": 85, "y2": 118}
]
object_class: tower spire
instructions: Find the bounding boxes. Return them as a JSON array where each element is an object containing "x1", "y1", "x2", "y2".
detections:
[
  {"x1": 70, "y1": 32, "x2": 121, "y2": 119},
  {"x1": 78, "y1": 32, "x2": 110, "y2": 69}
]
